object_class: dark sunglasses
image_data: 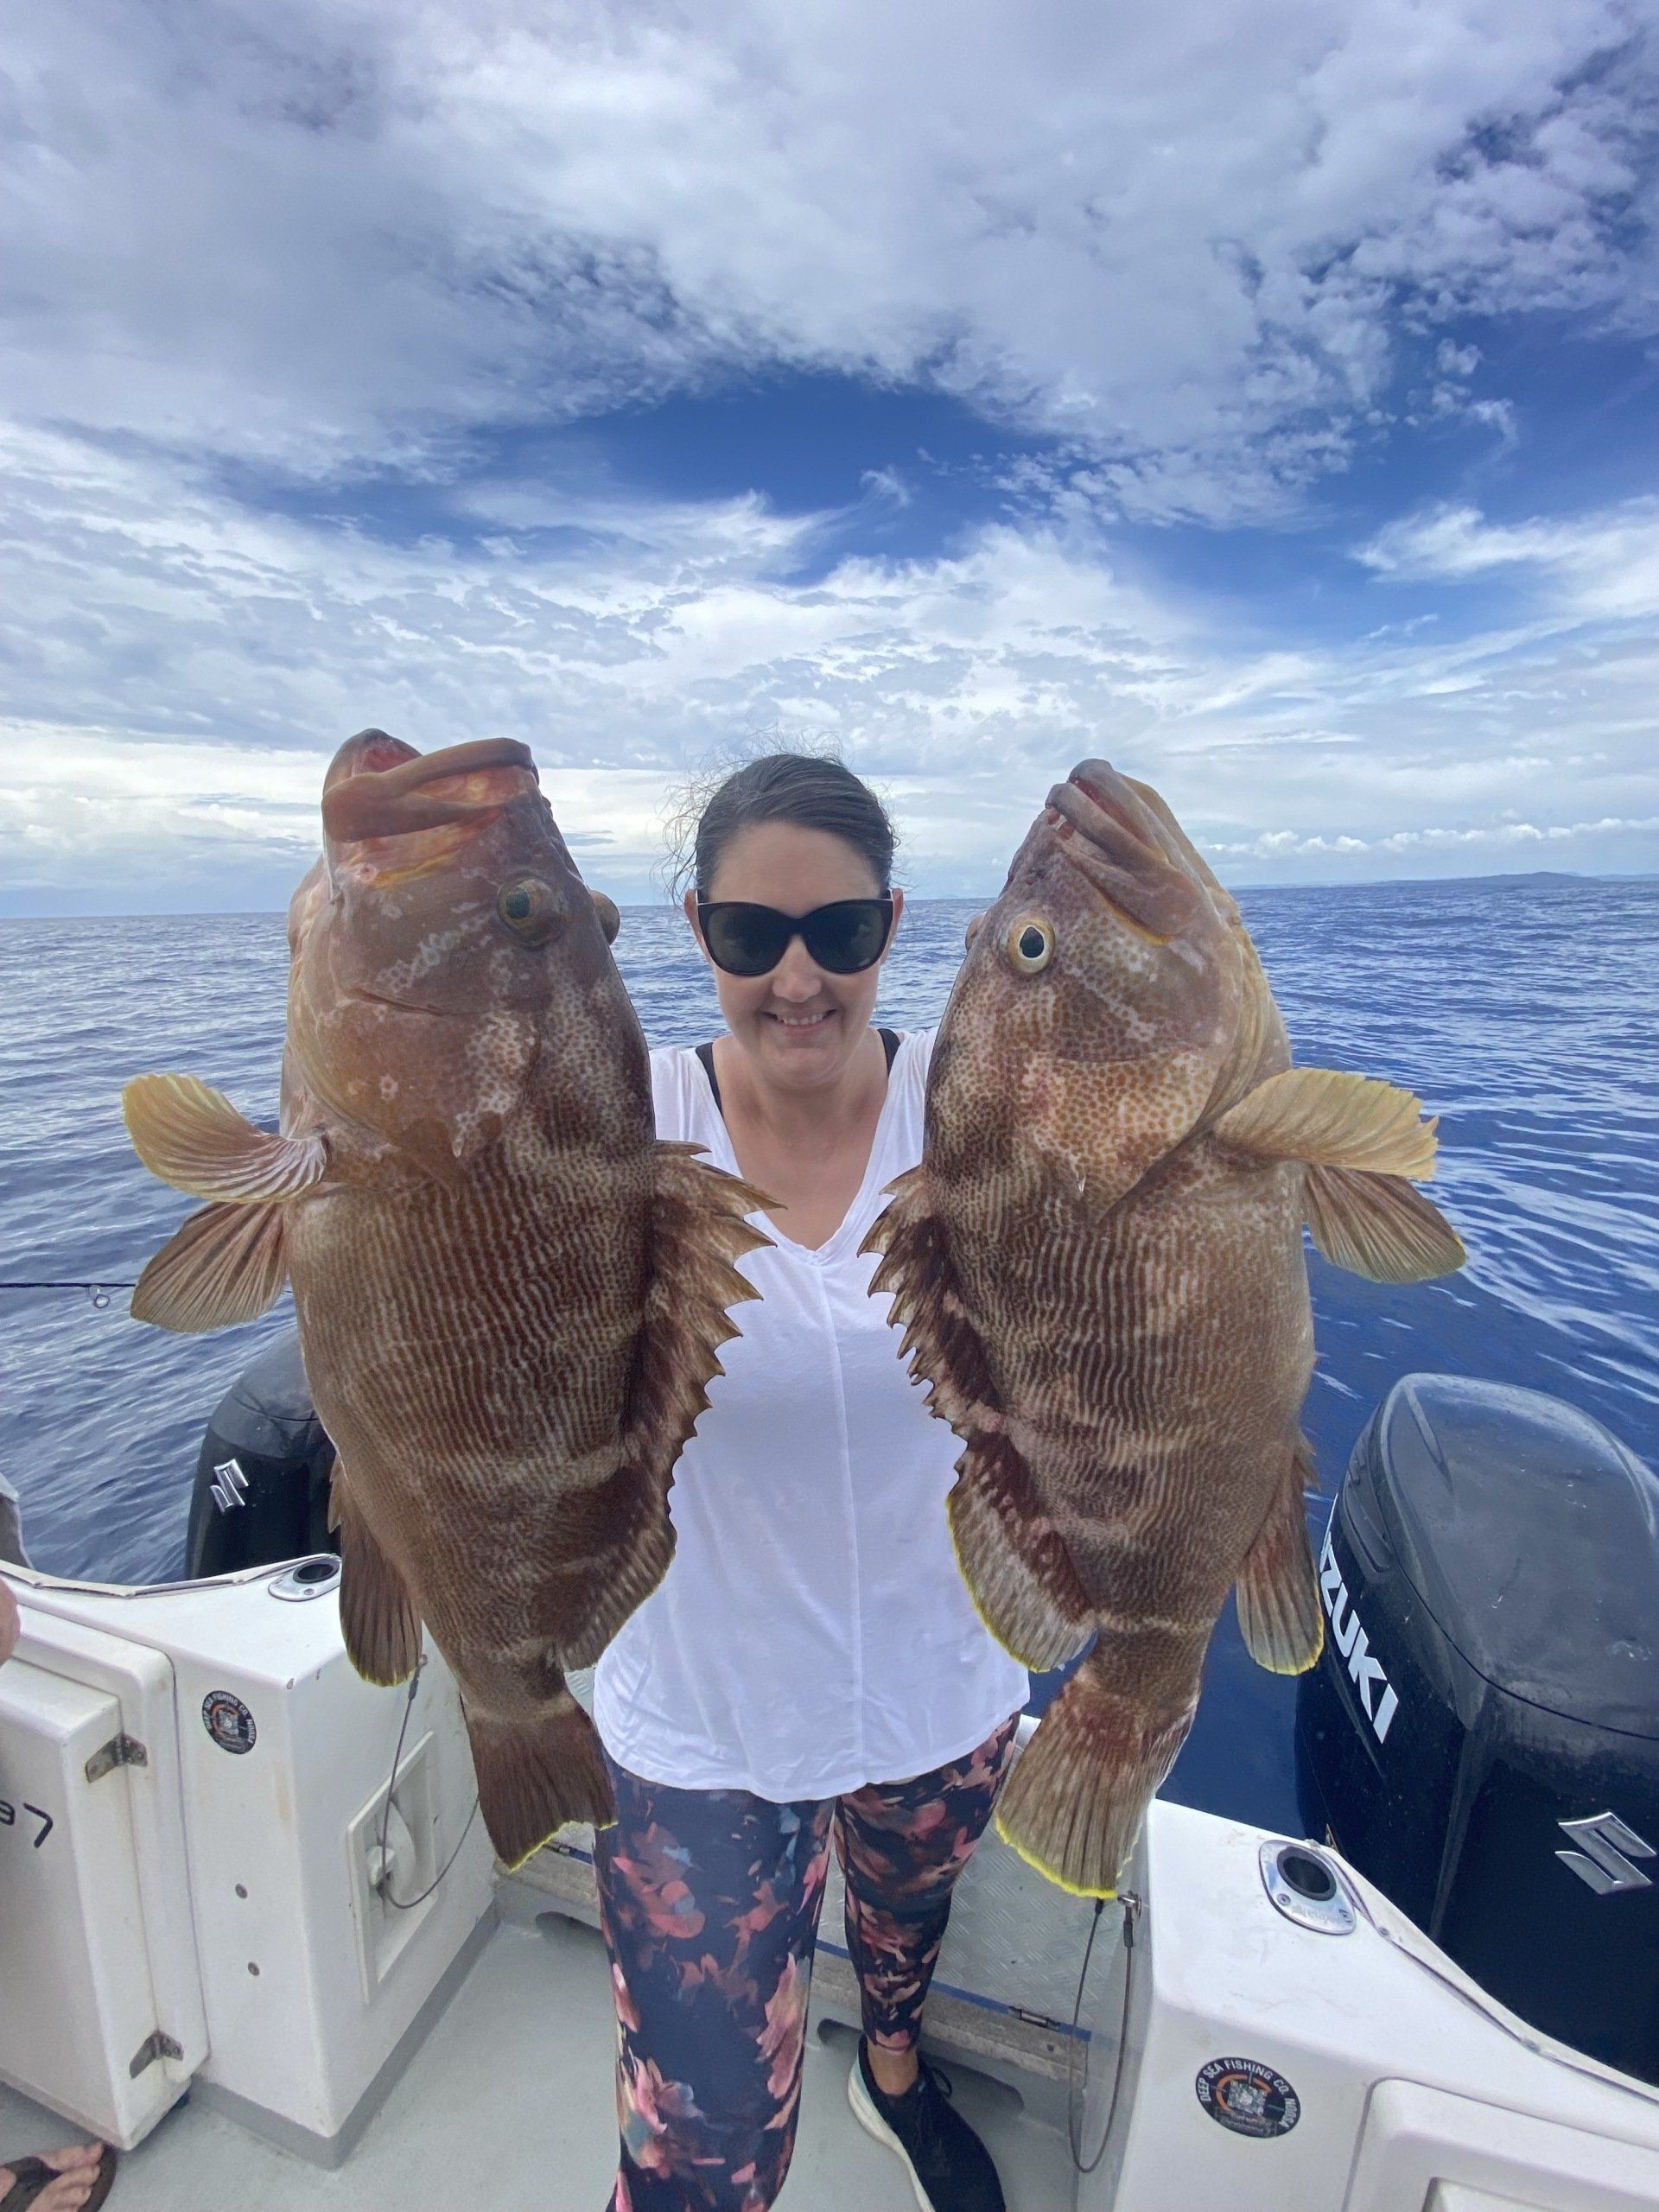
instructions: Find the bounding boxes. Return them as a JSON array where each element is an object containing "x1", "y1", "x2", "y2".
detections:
[{"x1": 696, "y1": 896, "x2": 894, "y2": 977}]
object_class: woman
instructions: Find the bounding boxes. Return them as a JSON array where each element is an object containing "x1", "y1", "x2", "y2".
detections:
[{"x1": 591, "y1": 755, "x2": 1028, "y2": 2212}]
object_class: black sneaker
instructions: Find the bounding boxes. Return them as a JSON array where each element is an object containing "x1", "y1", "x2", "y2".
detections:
[{"x1": 847, "y1": 2037, "x2": 1006, "y2": 2211}]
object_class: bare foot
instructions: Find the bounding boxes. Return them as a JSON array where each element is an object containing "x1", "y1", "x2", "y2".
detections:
[{"x1": 0, "y1": 2143, "x2": 109, "y2": 2209}]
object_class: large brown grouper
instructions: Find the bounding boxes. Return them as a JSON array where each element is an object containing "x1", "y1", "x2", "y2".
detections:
[
  {"x1": 124, "y1": 730, "x2": 766, "y2": 1866},
  {"x1": 864, "y1": 760, "x2": 1465, "y2": 1897}
]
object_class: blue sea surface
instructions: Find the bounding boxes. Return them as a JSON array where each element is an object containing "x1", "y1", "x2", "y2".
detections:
[{"x1": 2, "y1": 878, "x2": 1656, "y2": 1835}]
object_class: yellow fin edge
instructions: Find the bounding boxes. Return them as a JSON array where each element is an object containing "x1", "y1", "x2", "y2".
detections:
[
  {"x1": 945, "y1": 1491, "x2": 1057, "y2": 1674},
  {"x1": 1256, "y1": 1643, "x2": 1323, "y2": 1678},
  {"x1": 993, "y1": 1811, "x2": 1119, "y2": 1900},
  {"x1": 953, "y1": 1495, "x2": 1122, "y2": 1898}
]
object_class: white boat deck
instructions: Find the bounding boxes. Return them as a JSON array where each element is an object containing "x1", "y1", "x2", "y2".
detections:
[{"x1": 0, "y1": 1913, "x2": 1078, "y2": 2211}]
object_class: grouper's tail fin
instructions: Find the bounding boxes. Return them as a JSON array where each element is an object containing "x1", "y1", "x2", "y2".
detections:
[
  {"x1": 465, "y1": 1690, "x2": 614, "y2": 1872},
  {"x1": 994, "y1": 1649, "x2": 1196, "y2": 1898}
]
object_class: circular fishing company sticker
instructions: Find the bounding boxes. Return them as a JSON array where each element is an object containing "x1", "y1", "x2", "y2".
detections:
[
  {"x1": 202, "y1": 1691, "x2": 257, "y2": 1755},
  {"x1": 1195, "y1": 2056, "x2": 1300, "y2": 2139}
]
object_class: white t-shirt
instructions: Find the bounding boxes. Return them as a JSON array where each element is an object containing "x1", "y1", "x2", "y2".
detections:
[{"x1": 591, "y1": 1031, "x2": 1028, "y2": 1802}]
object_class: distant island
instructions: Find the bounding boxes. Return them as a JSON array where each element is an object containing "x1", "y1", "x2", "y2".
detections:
[{"x1": 1230, "y1": 868, "x2": 1611, "y2": 893}]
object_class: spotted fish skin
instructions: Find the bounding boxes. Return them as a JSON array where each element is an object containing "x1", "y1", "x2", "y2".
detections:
[
  {"x1": 866, "y1": 760, "x2": 1464, "y2": 1897},
  {"x1": 126, "y1": 731, "x2": 767, "y2": 1867}
]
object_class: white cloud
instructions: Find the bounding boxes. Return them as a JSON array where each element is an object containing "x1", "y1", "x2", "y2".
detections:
[
  {"x1": 1436, "y1": 341, "x2": 1482, "y2": 378},
  {"x1": 1209, "y1": 814, "x2": 1659, "y2": 860},
  {"x1": 3, "y1": 1, "x2": 1654, "y2": 512},
  {"x1": 1356, "y1": 497, "x2": 1659, "y2": 620},
  {"x1": 2, "y1": 423, "x2": 1656, "y2": 907}
]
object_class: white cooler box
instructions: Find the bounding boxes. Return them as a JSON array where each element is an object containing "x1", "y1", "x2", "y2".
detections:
[{"x1": 0, "y1": 1560, "x2": 493, "y2": 2161}]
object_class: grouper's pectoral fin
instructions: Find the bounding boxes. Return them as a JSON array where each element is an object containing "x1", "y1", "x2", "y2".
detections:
[
  {"x1": 1215, "y1": 1065, "x2": 1466, "y2": 1282},
  {"x1": 1304, "y1": 1165, "x2": 1466, "y2": 1281},
  {"x1": 1235, "y1": 1438, "x2": 1324, "y2": 1675},
  {"x1": 124, "y1": 1073, "x2": 327, "y2": 1203},
  {"x1": 555, "y1": 1141, "x2": 773, "y2": 1670},
  {"x1": 130, "y1": 1199, "x2": 289, "y2": 1332},
  {"x1": 862, "y1": 1168, "x2": 1094, "y2": 1673},
  {"x1": 124, "y1": 1071, "x2": 325, "y2": 1332},
  {"x1": 330, "y1": 1472, "x2": 423, "y2": 1687}
]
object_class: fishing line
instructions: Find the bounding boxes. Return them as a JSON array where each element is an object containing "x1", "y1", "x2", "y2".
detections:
[
  {"x1": 1066, "y1": 1888, "x2": 1140, "y2": 2175},
  {"x1": 0, "y1": 1279, "x2": 137, "y2": 1308},
  {"x1": 375, "y1": 1655, "x2": 481, "y2": 1912}
]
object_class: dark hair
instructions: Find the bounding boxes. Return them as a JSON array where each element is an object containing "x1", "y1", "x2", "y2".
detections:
[{"x1": 684, "y1": 753, "x2": 896, "y2": 896}]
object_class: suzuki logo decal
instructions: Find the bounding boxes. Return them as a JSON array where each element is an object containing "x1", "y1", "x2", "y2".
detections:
[
  {"x1": 1556, "y1": 1813, "x2": 1655, "y2": 1897},
  {"x1": 209, "y1": 1456, "x2": 250, "y2": 1515},
  {"x1": 1318, "y1": 1526, "x2": 1398, "y2": 1744}
]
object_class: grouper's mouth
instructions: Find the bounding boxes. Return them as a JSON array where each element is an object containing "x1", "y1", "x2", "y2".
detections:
[
  {"x1": 322, "y1": 733, "x2": 542, "y2": 887},
  {"x1": 1045, "y1": 761, "x2": 1201, "y2": 942}
]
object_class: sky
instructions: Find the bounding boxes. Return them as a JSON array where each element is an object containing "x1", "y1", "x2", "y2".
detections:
[{"x1": 3, "y1": 0, "x2": 1658, "y2": 912}]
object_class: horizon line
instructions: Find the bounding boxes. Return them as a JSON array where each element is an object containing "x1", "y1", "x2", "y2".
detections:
[{"x1": 3, "y1": 865, "x2": 1656, "y2": 925}]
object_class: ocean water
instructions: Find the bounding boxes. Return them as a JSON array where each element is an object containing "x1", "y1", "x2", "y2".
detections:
[{"x1": 3, "y1": 877, "x2": 1656, "y2": 1834}]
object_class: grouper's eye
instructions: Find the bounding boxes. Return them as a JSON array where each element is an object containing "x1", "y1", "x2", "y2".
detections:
[
  {"x1": 497, "y1": 876, "x2": 561, "y2": 944},
  {"x1": 1007, "y1": 916, "x2": 1055, "y2": 973}
]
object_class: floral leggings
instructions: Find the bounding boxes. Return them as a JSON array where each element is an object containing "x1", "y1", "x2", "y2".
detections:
[{"x1": 594, "y1": 1714, "x2": 1020, "y2": 2212}]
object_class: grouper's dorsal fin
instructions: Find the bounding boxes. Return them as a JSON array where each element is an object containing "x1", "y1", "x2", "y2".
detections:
[
  {"x1": 631, "y1": 1141, "x2": 773, "y2": 1475},
  {"x1": 550, "y1": 1142, "x2": 774, "y2": 1670},
  {"x1": 124, "y1": 1073, "x2": 327, "y2": 1203},
  {"x1": 862, "y1": 1166, "x2": 1095, "y2": 1672},
  {"x1": 1216, "y1": 1066, "x2": 1465, "y2": 1282}
]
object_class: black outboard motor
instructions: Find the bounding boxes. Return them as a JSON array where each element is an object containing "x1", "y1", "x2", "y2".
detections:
[
  {"x1": 1296, "y1": 1374, "x2": 1659, "y2": 2085},
  {"x1": 185, "y1": 1328, "x2": 336, "y2": 1578}
]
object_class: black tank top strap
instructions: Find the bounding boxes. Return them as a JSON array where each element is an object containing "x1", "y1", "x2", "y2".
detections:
[
  {"x1": 694, "y1": 1038, "x2": 721, "y2": 1114},
  {"x1": 695, "y1": 1029, "x2": 899, "y2": 1122}
]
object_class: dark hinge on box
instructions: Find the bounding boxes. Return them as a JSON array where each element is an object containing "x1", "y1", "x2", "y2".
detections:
[
  {"x1": 129, "y1": 2030, "x2": 182, "y2": 2076},
  {"x1": 85, "y1": 1733, "x2": 148, "y2": 1783}
]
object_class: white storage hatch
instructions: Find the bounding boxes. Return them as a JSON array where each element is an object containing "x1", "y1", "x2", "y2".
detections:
[
  {"x1": 0, "y1": 1606, "x2": 207, "y2": 2147},
  {"x1": 1347, "y1": 2082, "x2": 1659, "y2": 2212}
]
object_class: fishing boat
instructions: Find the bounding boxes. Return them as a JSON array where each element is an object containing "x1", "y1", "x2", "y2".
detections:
[{"x1": 2, "y1": 1344, "x2": 1656, "y2": 2209}]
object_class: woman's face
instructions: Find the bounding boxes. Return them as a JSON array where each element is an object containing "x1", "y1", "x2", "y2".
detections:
[{"x1": 684, "y1": 821, "x2": 905, "y2": 1092}]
